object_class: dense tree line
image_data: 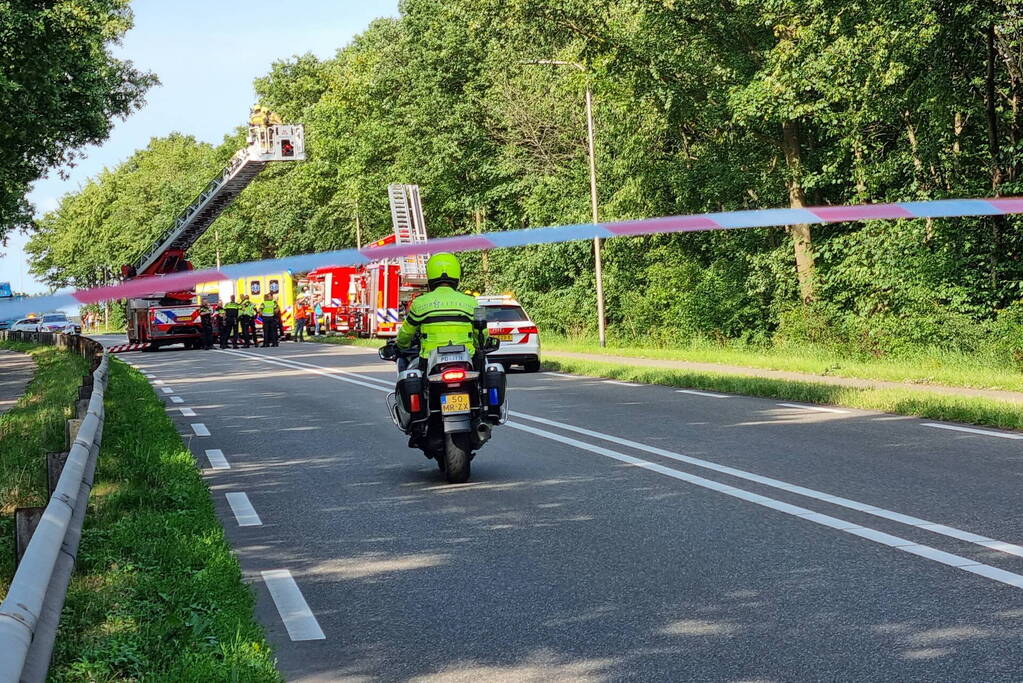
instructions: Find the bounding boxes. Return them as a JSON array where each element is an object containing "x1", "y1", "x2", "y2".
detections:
[
  {"x1": 26, "y1": 0, "x2": 1023, "y2": 361},
  {"x1": 1, "y1": 0, "x2": 155, "y2": 242}
]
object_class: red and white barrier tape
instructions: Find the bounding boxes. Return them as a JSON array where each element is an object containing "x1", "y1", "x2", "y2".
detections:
[{"x1": 3, "y1": 197, "x2": 1020, "y2": 318}]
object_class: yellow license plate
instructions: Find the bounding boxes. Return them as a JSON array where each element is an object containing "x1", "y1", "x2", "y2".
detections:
[
  {"x1": 495, "y1": 334, "x2": 513, "y2": 341},
  {"x1": 441, "y1": 393, "x2": 470, "y2": 414}
]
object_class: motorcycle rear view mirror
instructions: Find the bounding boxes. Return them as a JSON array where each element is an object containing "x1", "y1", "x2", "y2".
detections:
[{"x1": 378, "y1": 343, "x2": 398, "y2": 362}]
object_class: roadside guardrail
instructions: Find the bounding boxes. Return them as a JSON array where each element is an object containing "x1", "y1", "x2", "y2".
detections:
[{"x1": 0, "y1": 331, "x2": 107, "y2": 682}]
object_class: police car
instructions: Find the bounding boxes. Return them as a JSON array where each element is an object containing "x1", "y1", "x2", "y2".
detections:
[{"x1": 476, "y1": 295, "x2": 541, "y2": 372}]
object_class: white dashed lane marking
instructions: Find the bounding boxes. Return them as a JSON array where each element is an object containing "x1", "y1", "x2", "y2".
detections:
[
  {"x1": 777, "y1": 402, "x2": 850, "y2": 414},
  {"x1": 170, "y1": 396, "x2": 184, "y2": 403},
  {"x1": 191, "y1": 423, "x2": 210, "y2": 436},
  {"x1": 225, "y1": 492, "x2": 262, "y2": 526},
  {"x1": 677, "y1": 389, "x2": 731, "y2": 398},
  {"x1": 205, "y1": 449, "x2": 230, "y2": 469},
  {"x1": 921, "y1": 423, "x2": 1023, "y2": 441},
  {"x1": 161, "y1": 387, "x2": 173, "y2": 394},
  {"x1": 261, "y1": 570, "x2": 326, "y2": 641},
  {"x1": 179, "y1": 407, "x2": 196, "y2": 417}
]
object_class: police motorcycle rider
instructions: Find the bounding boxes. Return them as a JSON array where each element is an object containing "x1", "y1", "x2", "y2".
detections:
[
  {"x1": 395, "y1": 252, "x2": 484, "y2": 370},
  {"x1": 386, "y1": 252, "x2": 506, "y2": 482}
]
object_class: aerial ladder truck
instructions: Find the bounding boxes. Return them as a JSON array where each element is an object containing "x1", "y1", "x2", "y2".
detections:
[
  {"x1": 299, "y1": 183, "x2": 430, "y2": 337},
  {"x1": 116, "y1": 118, "x2": 304, "y2": 351}
]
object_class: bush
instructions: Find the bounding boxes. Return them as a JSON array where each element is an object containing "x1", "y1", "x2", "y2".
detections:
[
  {"x1": 992, "y1": 302, "x2": 1023, "y2": 370},
  {"x1": 773, "y1": 302, "x2": 851, "y2": 351}
]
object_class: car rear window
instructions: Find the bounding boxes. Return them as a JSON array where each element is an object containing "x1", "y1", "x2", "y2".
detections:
[
  {"x1": 43, "y1": 314, "x2": 66, "y2": 322},
  {"x1": 483, "y1": 305, "x2": 529, "y2": 322}
]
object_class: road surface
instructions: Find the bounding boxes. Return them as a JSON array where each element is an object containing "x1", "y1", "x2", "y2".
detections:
[{"x1": 97, "y1": 336, "x2": 1023, "y2": 681}]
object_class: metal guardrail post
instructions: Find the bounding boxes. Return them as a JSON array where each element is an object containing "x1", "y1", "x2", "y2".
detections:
[{"x1": 0, "y1": 346, "x2": 108, "y2": 683}]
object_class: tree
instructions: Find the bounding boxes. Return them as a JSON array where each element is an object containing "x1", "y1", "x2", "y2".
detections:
[{"x1": 0, "y1": 0, "x2": 157, "y2": 242}]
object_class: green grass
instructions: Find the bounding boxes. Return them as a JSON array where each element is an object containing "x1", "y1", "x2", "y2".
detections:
[
  {"x1": 543, "y1": 357, "x2": 1023, "y2": 432},
  {"x1": 45, "y1": 359, "x2": 279, "y2": 681},
  {"x1": 0, "y1": 342, "x2": 87, "y2": 593},
  {"x1": 544, "y1": 335, "x2": 1023, "y2": 393}
]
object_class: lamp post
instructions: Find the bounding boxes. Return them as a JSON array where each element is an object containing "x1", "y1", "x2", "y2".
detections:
[{"x1": 522, "y1": 59, "x2": 607, "y2": 347}]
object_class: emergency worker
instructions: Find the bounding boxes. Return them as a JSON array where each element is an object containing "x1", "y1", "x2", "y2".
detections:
[
  {"x1": 260, "y1": 294, "x2": 280, "y2": 347},
  {"x1": 198, "y1": 300, "x2": 214, "y2": 350},
  {"x1": 294, "y1": 300, "x2": 309, "y2": 341},
  {"x1": 239, "y1": 295, "x2": 256, "y2": 347},
  {"x1": 221, "y1": 295, "x2": 240, "y2": 348},
  {"x1": 395, "y1": 253, "x2": 486, "y2": 370}
]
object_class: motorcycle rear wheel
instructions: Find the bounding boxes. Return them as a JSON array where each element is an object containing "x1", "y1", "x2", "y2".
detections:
[{"x1": 443, "y1": 433, "x2": 472, "y2": 483}]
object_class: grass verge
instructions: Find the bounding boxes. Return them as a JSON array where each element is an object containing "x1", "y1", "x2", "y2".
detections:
[
  {"x1": 545, "y1": 336, "x2": 1023, "y2": 393},
  {"x1": 0, "y1": 342, "x2": 87, "y2": 592},
  {"x1": 48, "y1": 358, "x2": 279, "y2": 681},
  {"x1": 544, "y1": 357, "x2": 1023, "y2": 432}
]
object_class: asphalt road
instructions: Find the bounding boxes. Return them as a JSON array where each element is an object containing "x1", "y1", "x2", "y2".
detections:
[{"x1": 95, "y1": 336, "x2": 1023, "y2": 682}]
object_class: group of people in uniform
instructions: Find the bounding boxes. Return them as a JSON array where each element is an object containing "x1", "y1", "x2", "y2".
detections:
[{"x1": 196, "y1": 293, "x2": 287, "y2": 350}]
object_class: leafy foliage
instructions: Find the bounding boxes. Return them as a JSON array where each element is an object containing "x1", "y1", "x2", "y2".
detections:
[
  {"x1": 0, "y1": 0, "x2": 156, "y2": 242},
  {"x1": 25, "y1": 0, "x2": 1023, "y2": 364}
]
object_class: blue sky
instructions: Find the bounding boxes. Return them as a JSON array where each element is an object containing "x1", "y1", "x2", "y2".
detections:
[{"x1": 1, "y1": 0, "x2": 400, "y2": 294}]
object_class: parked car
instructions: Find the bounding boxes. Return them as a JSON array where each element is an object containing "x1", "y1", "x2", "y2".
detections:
[
  {"x1": 475, "y1": 294, "x2": 541, "y2": 372},
  {"x1": 36, "y1": 313, "x2": 81, "y2": 335},
  {"x1": 10, "y1": 318, "x2": 41, "y2": 332}
]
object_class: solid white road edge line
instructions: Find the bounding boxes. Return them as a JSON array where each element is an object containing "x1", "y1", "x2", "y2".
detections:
[
  {"x1": 218, "y1": 347, "x2": 1023, "y2": 564},
  {"x1": 179, "y1": 407, "x2": 196, "y2": 417},
  {"x1": 170, "y1": 396, "x2": 184, "y2": 404},
  {"x1": 191, "y1": 423, "x2": 210, "y2": 437},
  {"x1": 921, "y1": 423, "x2": 1023, "y2": 441},
  {"x1": 260, "y1": 569, "x2": 326, "y2": 641},
  {"x1": 605, "y1": 380, "x2": 641, "y2": 387},
  {"x1": 225, "y1": 492, "x2": 262, "y2": 526},
  {"x1": 777, "y1": 402, "x2": 850, "y2": 414},
  {"x1": 509, "y1": 411, "x2": 1023, "y2": 561},
  {"x1": 505, "y1": 421, "x2": 1023, "y2": 589},
  {"x1": 205, "y1": 448, "x2": 230, "y2": 470},
  {"x1": 677, "y1": 389, "x2": 731, "y2": 398}
]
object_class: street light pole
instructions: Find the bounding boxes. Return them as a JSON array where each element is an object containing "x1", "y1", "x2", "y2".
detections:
[
  {"x1": 583, "y1": 85, "x2": 606, "y2": 347},
  {"x1": 522, "y1": 59, "x2": 607, "y2": 346}
]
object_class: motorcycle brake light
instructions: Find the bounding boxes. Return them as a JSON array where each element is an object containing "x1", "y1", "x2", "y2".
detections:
[
  {"x1": 410, "y1": 393, "x2": 422, "y2": 412},
  {"x1": 517, "y1": 325, "x2": 538, "y2": 335},
  {"x1": 441, "y1": 368, "x2": 467, "y2": 382}
]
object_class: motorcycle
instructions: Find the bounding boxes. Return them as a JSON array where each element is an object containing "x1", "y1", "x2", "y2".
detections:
[{"x1": 379, "y1": 309, "x2": 507, "y2": 483}]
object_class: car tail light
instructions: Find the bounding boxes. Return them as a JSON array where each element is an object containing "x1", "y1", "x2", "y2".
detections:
[
  {"x1": 409, "y1": 393, "x2": 422, "y2": 412},
  {"x1": 517, "y1": 326, "x2": 538, "y2": 335},
  {"x1": 441, "y1": 368, "x2": 467, "y2": 382}
]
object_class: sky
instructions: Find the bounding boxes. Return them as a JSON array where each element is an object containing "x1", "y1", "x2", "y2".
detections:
[{"x1": 0, "y1": 0, "x2": 400, "y2": 295}]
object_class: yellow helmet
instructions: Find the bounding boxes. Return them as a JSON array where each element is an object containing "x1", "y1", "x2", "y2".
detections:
[{"x1": 426, "y1": 253, "x2": 461, "y2": 289}]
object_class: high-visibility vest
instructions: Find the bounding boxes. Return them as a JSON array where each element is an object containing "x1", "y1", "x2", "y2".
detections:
[
  {"x1": 240, "y1": 303, "x2": 255, "y2": 316},
  {"x1": 261, "y1": 301, "x2": 277, "y2": 316},
  {"x1": 224, "y1": 301, "x2": 240, "y2": 312}
]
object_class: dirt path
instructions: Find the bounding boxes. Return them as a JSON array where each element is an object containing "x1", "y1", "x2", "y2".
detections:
[{"x1": 0, "y1": 349, "x2": 36, "y2": 416}]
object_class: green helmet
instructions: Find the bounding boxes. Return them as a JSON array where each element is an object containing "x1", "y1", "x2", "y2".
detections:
[{"x1": 426, "y1": 252, "x2": 461, "y2": 289}]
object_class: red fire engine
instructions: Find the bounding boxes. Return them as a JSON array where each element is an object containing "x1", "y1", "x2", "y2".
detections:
[
  {"x1": 297, "y1": 184, "x2": 429, "y2": 337},
  {"x1": 120, "y1": 119, "x2": 305, "y2": 350}
]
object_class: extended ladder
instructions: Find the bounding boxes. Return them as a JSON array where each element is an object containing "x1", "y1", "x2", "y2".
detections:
[
  {"x1": 387, "y1": 184, "x2": 429, "y2": 285},
  {"x1": 134, "y1": 124, "x2": 305, "y2": 275}
]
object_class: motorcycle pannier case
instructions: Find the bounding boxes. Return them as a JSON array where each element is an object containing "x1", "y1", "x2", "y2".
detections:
[
  {"x1": 397, "y1": 374, "x2": 425, "y2": 414},
  {"x1": 482, "y1": 364, "x2": 507, "y2": 413}
]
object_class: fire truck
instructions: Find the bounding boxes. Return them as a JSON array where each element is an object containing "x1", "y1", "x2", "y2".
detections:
[
  {"x1": 297, "y1": 184, "x2": 429, "y2": 337},
  {"x1": 118, "y1": 119, "x2": 305, "y2": 350}
]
